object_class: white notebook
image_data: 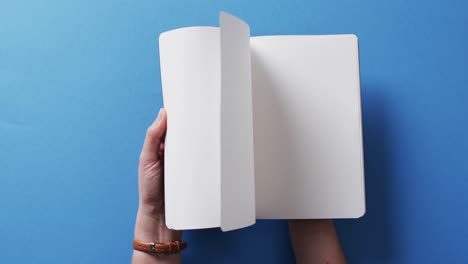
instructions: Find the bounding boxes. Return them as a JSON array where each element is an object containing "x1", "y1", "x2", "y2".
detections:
[{"x1": 159, "y1": 12, "x2": 365, "y2": 231}]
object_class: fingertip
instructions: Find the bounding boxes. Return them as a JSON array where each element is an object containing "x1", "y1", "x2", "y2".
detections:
[
  {"x1": 140, "y1": 108, "x2": 167, "y2": 162},
  {"x1": 154, "y1": 108, "x2": 163, "y2": 124},
  {"x1": 160, "y1": 108, "x2": 167, "y2": 121},
  {"x1": 158, "y1": 108, "x2": 167, "y2": 131},
  {"x1": 153, "y1": 108, "x2": 167, "y2": 138}
]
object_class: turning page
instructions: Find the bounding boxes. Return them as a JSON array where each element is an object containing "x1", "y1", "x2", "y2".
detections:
[
  {"x1": 251, "y1": 35, "x2": 366, "y2": 219},
  {"x1": 220, "y1": 12, "x2": 256, "y2": 231}
]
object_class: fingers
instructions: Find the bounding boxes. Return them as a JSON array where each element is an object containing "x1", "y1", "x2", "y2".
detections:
[{"x1": 140, "y1": 108, "x2": 167, "y2": 163}]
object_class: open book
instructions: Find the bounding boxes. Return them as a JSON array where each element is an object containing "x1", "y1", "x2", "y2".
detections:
[{"x1": 159, "y1": 12, "x2": 365, "y2": 231}]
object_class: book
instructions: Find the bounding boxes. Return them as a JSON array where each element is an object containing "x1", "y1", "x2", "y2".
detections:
[{"x1": 158, "y1": 12, "x2": 365, "y2": 231}]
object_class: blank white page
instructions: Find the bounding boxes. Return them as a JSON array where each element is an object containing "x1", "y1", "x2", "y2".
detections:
[
  {"x1": 219, "y1": 12, "x2": 256, "y2": 231},
  {"x1": 159, "y1": 27, "x2": 221, "y2": 229},
  {"x1": 251, "y1": 35, "x2": 366, "y2": 219}
]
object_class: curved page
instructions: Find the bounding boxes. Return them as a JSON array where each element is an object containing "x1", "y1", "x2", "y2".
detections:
[
  {"x1": 220, "y1": 12, "x2": 256, "y2": 231},
  {"x1": 159, "y1": 27, "x2": 221, "y2": 229}
]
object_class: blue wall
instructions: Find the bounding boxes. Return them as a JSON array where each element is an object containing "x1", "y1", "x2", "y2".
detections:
[{"x1": 1, "y1": 0, "x2": 467, "y2": 263}]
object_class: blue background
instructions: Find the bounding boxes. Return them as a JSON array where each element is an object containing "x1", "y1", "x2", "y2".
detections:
[{"x1": 1, "y1": 0, "x2": 467, "y2": 263}]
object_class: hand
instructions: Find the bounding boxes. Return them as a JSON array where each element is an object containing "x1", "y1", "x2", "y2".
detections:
[
  {"x1": 133, "y1": 108, "x2": 182, "y2": 264},
  {"x1": 289, "y1": 219, "x2": 346, "y2": 264}
]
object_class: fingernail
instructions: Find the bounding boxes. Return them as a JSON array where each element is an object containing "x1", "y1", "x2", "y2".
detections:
[{"x1": 156, "y1": 108, "x2": 163, "y2": 122}]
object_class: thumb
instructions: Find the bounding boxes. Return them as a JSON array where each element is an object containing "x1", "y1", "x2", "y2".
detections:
[{"x1": 139, "y1": 108, "x2": 167, "y2": 164}]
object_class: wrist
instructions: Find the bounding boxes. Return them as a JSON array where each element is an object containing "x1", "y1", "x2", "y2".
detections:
[
  {"x1": 132, "y1": 210, "x2": 183, "y2": 263},
  {"x1": 134, "y1": 208, "x2": 182, "y2": 242}
]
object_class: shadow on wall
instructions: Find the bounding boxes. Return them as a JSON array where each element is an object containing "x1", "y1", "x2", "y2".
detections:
[
  {"x1": 182, "y1": 220, "x2": 295, "y2": 264},
  {"x1": 336, "y1": 84, "x2": 396, "y2": 263},
  {"x1": 180, "y1": 83, "x2": 393, "y2": 264}
]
